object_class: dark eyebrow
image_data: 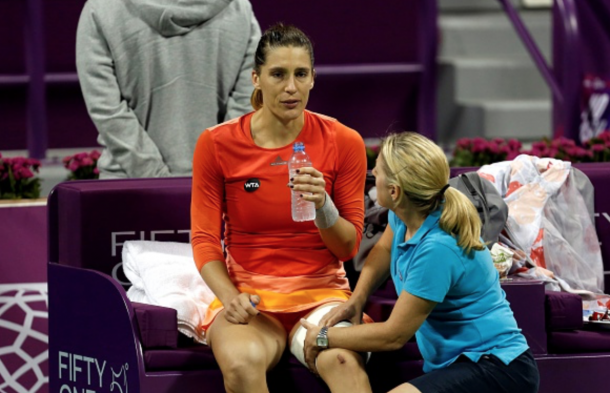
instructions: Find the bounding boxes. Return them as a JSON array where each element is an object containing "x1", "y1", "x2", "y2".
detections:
[{"x1": 268, "y1": 67, "x2": 286, "y2": 73}]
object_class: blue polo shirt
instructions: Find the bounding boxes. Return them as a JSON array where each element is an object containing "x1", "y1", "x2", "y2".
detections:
[{"x1": 388, "y1": 209, "x2": 529, "y2": 373}]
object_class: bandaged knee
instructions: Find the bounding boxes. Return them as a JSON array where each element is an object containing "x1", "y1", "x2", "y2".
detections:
[{"x1": 290, "y1": 303, "x2": 371, "y2": 367}]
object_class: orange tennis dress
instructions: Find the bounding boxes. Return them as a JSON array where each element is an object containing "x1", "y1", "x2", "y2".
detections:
[{"x1": 191, "y1": 110, "x2": 367, "y2": 331}]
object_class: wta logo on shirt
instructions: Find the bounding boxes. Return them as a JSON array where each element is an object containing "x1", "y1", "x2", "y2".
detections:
[
  {"x1": 271, "y1": 155, "x2": 287, "y2": 166},
  {"x1": 244, "y1": 178, "x2": 261, "y2": 192}
]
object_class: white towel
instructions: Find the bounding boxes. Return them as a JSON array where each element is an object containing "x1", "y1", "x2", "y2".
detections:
[{"x1": 122, "y1": 240, "x2": 215, "y2": 344}]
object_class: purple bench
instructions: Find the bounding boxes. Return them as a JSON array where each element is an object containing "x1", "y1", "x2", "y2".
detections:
[
  {"x1": 48, "y1": 163, "x2": 610, "y2": 392},
  {"x1": 47, "y1": 178, "x2": 423, "y2": 392}
]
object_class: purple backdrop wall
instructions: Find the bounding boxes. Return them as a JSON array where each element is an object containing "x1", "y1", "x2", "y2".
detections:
[
  {"x1": 0, "y1": 0, "x2": 425, "y2": 151},
  {"x1": 0, "y1": 203, "x2": 48, "y2": 393},
  {"x1": 0, "y1": 0, "x2": 97, "y2": 150}
]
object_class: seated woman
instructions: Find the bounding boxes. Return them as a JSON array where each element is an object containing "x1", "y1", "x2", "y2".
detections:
[
  {"x1": 191, "y1": 24, "x2": 372, "y2": 393},
  {"x1": 301, "y1": 132, "x2": 540, "y2": 393}
]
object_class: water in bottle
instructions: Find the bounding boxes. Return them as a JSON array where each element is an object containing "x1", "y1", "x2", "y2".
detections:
[{"x1": 289, "y1": 142, "x2": 316, "y2": 222}]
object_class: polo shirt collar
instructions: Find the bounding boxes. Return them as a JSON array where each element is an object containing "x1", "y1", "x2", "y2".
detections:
[{"x1": 399, "y1": 208, "x2": 442, "y2": 247}]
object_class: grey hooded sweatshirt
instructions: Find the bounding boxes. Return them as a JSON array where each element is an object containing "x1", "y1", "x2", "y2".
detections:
[{"x1": 76, "y1": 0, "x2": 260, "y2": 178}]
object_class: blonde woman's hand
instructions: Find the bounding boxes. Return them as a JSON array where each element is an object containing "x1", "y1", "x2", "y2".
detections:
[
  {"x1": 300, "y1": 319, "x2": 323, "y2": 375},
  {"x1": 318, "y1": 300, "x2": 363, "y2": 327}
]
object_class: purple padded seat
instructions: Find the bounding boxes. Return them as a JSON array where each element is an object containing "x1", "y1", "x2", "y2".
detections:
[
  {"x1": 145, "y1": 343, "x2": 218, "y2": 371},
  {"x1": 548, "y1": 330, "x2": 610, "y2": 353},
  {"x1": 144, "y1": 328, "x2": 422, "y2": 372},
  {"x1": 135, "y1": 296, "x2": 424, "y2": 372},
  {"x1": 51, "y1": 178, "x2": 192, "y2": 278},
  {"x1": 544, "y1": 291, "x2": 610, "y2": 352},
  {"x1": 133, "y1": 303, "x2": 178, "y2": 349},
  {"x1": 544, "y1": 290, "x2": 610, "y2": 353},
  {"x1": 132, "y1": 303, "x2": 217, "y2": 371},
  {"x1": 365, "y1": 295, "x2": 397, "y2": 322},
  {"x1": 367, "y1": 279, "x2": 550, "y2": 356},
  {"x1": 545, "y1": 291, "x2": 583, "y2": 330}
]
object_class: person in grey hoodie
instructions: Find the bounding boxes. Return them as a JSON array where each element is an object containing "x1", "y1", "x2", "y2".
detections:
[{"x1": 76, "y1": 0, "x2": 261, "y2": 178}]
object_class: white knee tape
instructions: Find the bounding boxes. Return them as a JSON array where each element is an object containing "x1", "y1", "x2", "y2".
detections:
[{"x1": 290, "y1": 303, "x2": 370, "y2": 367}]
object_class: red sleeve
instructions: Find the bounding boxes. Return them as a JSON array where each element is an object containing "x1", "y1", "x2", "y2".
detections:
[
  {"x1": 333, "y1": 124, "x2": 367, "y2": 260},
  {"x1": 191, "y1": 130, "x2": 225, "y2": 271}
]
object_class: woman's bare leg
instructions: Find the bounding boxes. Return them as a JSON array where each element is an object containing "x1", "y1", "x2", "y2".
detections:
[
  {"x1": 387, "y1": 383, "x2": 422, "y2": 393},
  {"x1": 207, "y1": 311, "x2": 287, "y2": 393},
  {"x1": 289, "y1": 303, "x2": 372, "y2": 393},
  {"x1": 316, "y1": 348, "x2": 372, "y2": 393}
]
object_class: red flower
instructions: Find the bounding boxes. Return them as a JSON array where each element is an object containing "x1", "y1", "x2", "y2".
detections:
[
  {"x1": 19, "y1": 167, "x2": 34, "y2": 179},
  {"x1": 508, "y1": 139, "x2": 522, "y2": 150},
  {"x1": 532, "y1": 141, "x2": 547, "y2": 150},
  {"x1": 592, "y1": 144, "x2": 606, "y2": 152},
  {"x1": 599, "y1": 131, "x2": 610, "y2": 143},
  {"x1": 471, "y1": 138, "x2": 488, "y2": 153},
  {"x1": 488, "y1": 143, "x2": 500, "y2": 154},
  {"x1": 62, "y1": 150, "x2": 101, "y2": 180},
  {"x1": 68, "y1": 161, "x2": 80, "y2": 172},
  {"x1": 456, "y1": 138, "x2": 472, "y2": 149}
]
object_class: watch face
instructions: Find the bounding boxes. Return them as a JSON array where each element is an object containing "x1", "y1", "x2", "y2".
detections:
[{"x1": 316, "y1": 336, "x2": 328, "y2": 348}]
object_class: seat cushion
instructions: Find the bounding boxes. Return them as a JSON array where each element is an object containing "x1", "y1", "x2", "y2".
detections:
[
  {"x1": 144, "y1": 334, "x2": 423, "y2": 372},
  {"x1": 133, "y1": 302, "x2": 178, "y2": 349},
  {"x1": 375, "y1": 342, "x2": 421, "y2": 362},
  {"x1": 145, "y1": 341, "x2": 305, "y2": 372},
  {"x1": 365, "y1": 295, "x2": 397, "y2": 322},
  {"x1": 145, "y1": 344, "x2": 218, "y2": 371},
  {"x1": 548, "y1": 329, "x2": 610, "y2": 353},
  {"x1": 545, "y1": 291, "x2": 583, "y2": 330}
]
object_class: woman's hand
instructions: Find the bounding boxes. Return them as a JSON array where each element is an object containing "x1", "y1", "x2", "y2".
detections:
[
  {"x1": 289, "y1": 167, "x2": 327, "y2": 209},
  {"x1": 224, "y1": 293, "x2": 260, "y2": 324},
  {"x1": 319, "y1": 300, "x2": 363, "y2": 327},
  {"x1": 300, "y1": 319, "x2": 323, "y2": 375}
]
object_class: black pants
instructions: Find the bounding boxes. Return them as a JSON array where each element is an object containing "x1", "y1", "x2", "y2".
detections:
[{"x1": 409, "y1": 349, "x2": 540, "y2": 393}]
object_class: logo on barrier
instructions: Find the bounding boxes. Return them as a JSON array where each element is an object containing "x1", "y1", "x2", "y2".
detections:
[
  {"x1": 110, "y1": 363, "x2": 129, "y2": 393},
  {"x1": 0, "y1": 284, "x2": 48, "y2": 393},
  {"x1": 110, "y1": 229, "x2": 192, "y2": 286},
  {"x1": 58, "y1": 351, "x2": 130, "y2": 393}
]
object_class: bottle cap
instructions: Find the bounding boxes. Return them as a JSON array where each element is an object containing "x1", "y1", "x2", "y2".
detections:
[{"x1": 293, "y1": 142, "x2": 304, "y2": 152}]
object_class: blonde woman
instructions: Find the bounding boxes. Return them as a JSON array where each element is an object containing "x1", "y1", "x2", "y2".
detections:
[{"x1": 301, "y1": 132, "x2": 539, "y2": 393}]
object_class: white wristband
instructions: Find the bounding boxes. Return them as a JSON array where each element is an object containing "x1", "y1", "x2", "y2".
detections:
[{"x1": 315, "y1": 192, "x2": 339, "y2": 229}]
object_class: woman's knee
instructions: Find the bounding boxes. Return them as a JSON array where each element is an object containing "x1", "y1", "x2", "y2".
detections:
[
  {"x1": 316, "y1": 348, "x2": 365, "y2": 376},
  {"x1": 217, "y1": 338, "x2": 269, "y2": 370},
  {"x1": 215, "y1": 339, "x2": 269, "y2": 386}
]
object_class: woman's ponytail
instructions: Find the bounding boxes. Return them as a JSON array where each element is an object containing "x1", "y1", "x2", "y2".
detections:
[
  {"x1": 250, "y1": 89, "x2": 263, "y2": 110},
  {"x1": 439, "y1": 188, "x2": 486, "y2": 254}
]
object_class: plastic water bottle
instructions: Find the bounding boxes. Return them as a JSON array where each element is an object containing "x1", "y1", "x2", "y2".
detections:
[{"x1": 289, "y1": 142, "x2": 316, "y2": 222}]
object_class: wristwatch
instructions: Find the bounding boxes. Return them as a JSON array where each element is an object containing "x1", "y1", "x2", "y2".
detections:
[{"x1": 316, "y1": 326, "x2": 329, "y2": 349}]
